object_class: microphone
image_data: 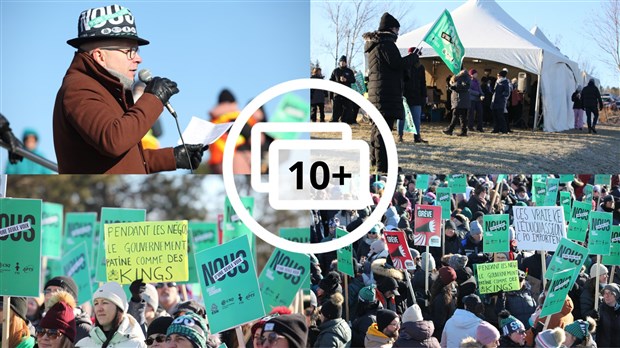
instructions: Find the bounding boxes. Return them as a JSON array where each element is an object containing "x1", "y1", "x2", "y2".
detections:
[{"x1": 138, "y1": 69, "x2": 177, "y2": 118}]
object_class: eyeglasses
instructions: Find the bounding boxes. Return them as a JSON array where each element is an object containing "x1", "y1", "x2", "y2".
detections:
[
  {"x1": 99, "y1": 46, "x2": 139, "y2": 60},
  {"x1": 145, "y1": 335, "x2": 166, "y2": 345},
  {"x1": 36, "y1": 328, "x2": 62, "y2": 340},
  {"x1": 155, "y1": 282, "x2": 177, "y2": 289},
  {"x1": 260, "y1": 332, "x2": 285, "y2": 345}
]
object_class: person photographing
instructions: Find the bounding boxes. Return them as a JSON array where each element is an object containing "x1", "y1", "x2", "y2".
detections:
[{"x1": 53, "y1": 4, "x2": 206, "y2": 174}]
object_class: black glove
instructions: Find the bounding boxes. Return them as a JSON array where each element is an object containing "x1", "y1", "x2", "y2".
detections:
[
  {"x1": 129, "y1": 278, "x2": 146, "y2": 302},
  {"x1": 0, "y1": 114, "x2": 24, "y2": 164},
  {"x1": 144, "y1": 77, "x2": 179, "y2": 105},
  {"x1": 174, "y1": 144, "x2": 208, "y2": 170}
]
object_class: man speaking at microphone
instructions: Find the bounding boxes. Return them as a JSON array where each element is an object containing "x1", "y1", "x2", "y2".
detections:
[{"x1": 53, "y1": 4, "x2": 206, "y2": 174}]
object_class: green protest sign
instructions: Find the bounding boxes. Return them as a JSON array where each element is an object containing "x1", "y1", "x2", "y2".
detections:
[
  {"x1": 64, "y1": 212, "x2": 97, "y2": 250},
  {"x1": 0, "y1": 198, "x2": 42, "y2": 296},
  {"x1": 567, "y1": 200, "x2": 590, "y2": 242},
  {"x1": 104, "y1": 220, "x2": 189, "y2": 284},
  {"x1": 544, "y1": 178, "x2": 560, "y2": 206},
  {"x1": 602, "y1": 226, "x2": 620, "y2": 265},
  {"x1": 496, "y1": 174, "x2": 507, "y2": 185},
  {"x1": 265, "y1": 94, "x2": 310, "y2": 140},
  {"x1": 559, "y1": 192, "x2": 571, "y2": 223},
  {"x1": 531, "y1": 176, "x2": 547, "y2": 205},
  {"x1": 594, "y1": 174, "x2": 611, "y2": 186},
  {"x1": 588, "y1": 211, "x2": 613, "y2": 255},
  {"x1": 540, "y1": 268, "x2": 574, "y2": 318},
  {"x1": 95, "y1": 208, "x2": 146, "y2": 282},
  {"x1": 258, "y1": 248, "x2": 309, "y2": 313},
  {"x1": 60, "y1": 242, "x2": 93, "y2": 305},
  {"x1": 559, "y1": 174, "x2": 574, "y2": 183},
  {"x1": 41, "y1": 202, "x2": 63, "y2": 259},
  {"x1": 190, "y1": 221, "x2": 218, "y2": 252},
  {"x1": 447, "y1": 174, "x2": 467, "y2": 194},
  {"x1": 224, "y1": 197, "x2": 255, "y2": 248},
  {"x1": 475, "y1": 261, "x2": 520, "y2": 294},
  {"x1": 416, "y1": 174, "x2": 430, "y2": 191},
  {"x1": 436, "y1": 187, "x2": 452, "y2": 220},
  {"x1": 483, "y1": 214, "x2": 510, "y2": 253},
  {"x1": 45, "y1": 259, "x2": 63, "y2": 285},
  {"x1": 583, "y1": 184, "x2": 593, "y2": 202},
  {"x1": 545, "y1": 238, "x2": 588, "y2": 283},
  {"x1": 195, "y1": 235, "x2": 264, "y2": 333},
  {"x1": 280, "y1": 227, "x2": 310, "y2": 244},
  {"x1": 336, "y1": 228, "x2": 354, "y2": 277}
]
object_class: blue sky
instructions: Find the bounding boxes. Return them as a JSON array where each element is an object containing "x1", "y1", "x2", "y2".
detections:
[
  {"x1": 0, "y1": 0, "x2": 309, "y2": 171},
  {"x1": 311, "y1": 0, "x2": 618, "y2": 88}
]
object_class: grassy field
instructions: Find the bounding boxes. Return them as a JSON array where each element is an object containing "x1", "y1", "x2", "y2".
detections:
[{"x1": 312, "y1": 112, "x2": 619, "y2": 174}]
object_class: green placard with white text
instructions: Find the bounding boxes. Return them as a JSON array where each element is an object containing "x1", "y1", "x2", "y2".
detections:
[
  {"x1": 224, "y1": 197, "x2": 255, "y2": 250},
  {"x1": 0, "y1": 198, "x2": 42, "y2": 297},
  {"x1": 588, "y1": 211, "x2": 613, "y2": 255},
  {"x1": 594, "y1": 174, "x2": 611, "y2": 186},
  {"x1": 531, "y1": 176, "x2": 547, "y2": 205},
  {"x1": 258, "y1": 248, "x2": 309, "y2": 313},
  {"x1": 60, "y1": 242, "x2": 93, "y2": 305},
  {"x1": 483, "y1": 214, "x2": 510, "y2": 253},
  {"x1": 567, "y1": 200, "x2": 590, "y2": 242},
  {"x1": 195, "y1": 235, "x2": 264, "y2": 333},
  {"x1": 602, "y1": 226, "x2": 620, "y2": 265},
  {"x1": 64, "y1": 212, "x2": 97, "y2": 252},
  {"x1": 559, "y1": 174, "x2": 574, "y2": 183},
  {"x1": 436, "y1": 187, "x2": 451, "y2": 220},
  {"x1": 540, "y1": 268, "x2": 574, "y2": 318},
  {"x1": 95, "y1": 208, "x2": 146, "y2": 282},
  {"x1": 336, "y1": 228, "x2": 354, "y2": 277},
  {"x1": 416, "y1": 174, "x2": 430, "y2": 191},
  {"x1": 559, "y1": 192, "x2": 571, "y2": 222},
  {"x1": 545, "y1": 238, "x2": 588, "y2": 283},
  {"x1": 280, "y1": 227, "x2": 310, "y2": 244},
  {"x1": 447, "y1": 174, "x2": 467, "y2": 194},
  {"x1": 41, "y1": 202, "x2": 63, "y2": 259},
  {"x1": 190, "y1": 221, "x2": 218, "y2": 252},
  {"x1": 544, "y1": 178, "x2": 560, "y2": 206},
  {"x1": 583, "y1": 184, "x2": 593, "y2": 202}
]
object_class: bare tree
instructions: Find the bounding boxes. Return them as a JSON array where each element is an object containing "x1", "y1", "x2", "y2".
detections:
[
  {"x1": 584, "y1": 0, "x2": 620, "y2": 74},
  {"x1": 319, "y1": 0, "x2": 414, "y2": 71}
]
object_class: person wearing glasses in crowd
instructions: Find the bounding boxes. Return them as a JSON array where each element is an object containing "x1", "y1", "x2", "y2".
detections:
[
  {"x1": 76, "y1": 282, "x2": 146, "y2": 347},
  {"x1": 54, "y1": 4, "x2": 206, "y2": 174},
  {"x1": 144, "y1": 317, "x2": 173, "y2": 348},
  {"x1": 35, "y1": 290, "x2": 77, "y2": 348},
  {"x1": 155, "y1": 282, "x2": 181, "y2": 315},
  {"x1": 365, "y1": 309, "x2": 400, "y2": 347},
  {"x1": 43, "y1": 276, "x2": 92, "y2": 342},
  {"x1": 258, "y1": 314, "x2": 308, "y2": 348}
]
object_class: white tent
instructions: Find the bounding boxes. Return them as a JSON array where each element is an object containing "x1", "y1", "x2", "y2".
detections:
[{"x1": 397, "y1": 0, "x2": 581, "y2": 132}]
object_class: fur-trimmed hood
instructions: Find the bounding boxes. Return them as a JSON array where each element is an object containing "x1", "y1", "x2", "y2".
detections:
[
  {"x1": 371, "y1": 258, "x2": 404, "y2": 281},
  {"x1": 45, "y1": 290, "x2": 76, "y2": 311},
  {"x1": 363, "y1": 30, "x2": 398, "y2": 53}
]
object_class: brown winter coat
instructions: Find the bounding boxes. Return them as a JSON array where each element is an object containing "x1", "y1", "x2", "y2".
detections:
[
  {"x1": 525, "y1": 296, "x2": 574, "y2": 346},
  {"x1": 53, "y1": 52, "x2": 176, "y2": 174}
]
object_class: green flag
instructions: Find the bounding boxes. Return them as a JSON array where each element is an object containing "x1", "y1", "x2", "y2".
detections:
[{"x1": 423, "y1": 10, "x2": 465, "y2": 74}]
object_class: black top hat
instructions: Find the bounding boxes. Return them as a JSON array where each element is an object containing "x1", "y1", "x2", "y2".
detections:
[{"x1": 67, "y1": 4, "x2": 149, "y2": 48}]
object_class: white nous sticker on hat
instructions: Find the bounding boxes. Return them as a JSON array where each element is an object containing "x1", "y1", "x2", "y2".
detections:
[{"x1": 223, "y1": 79, "x2": 398, "y2": 254}]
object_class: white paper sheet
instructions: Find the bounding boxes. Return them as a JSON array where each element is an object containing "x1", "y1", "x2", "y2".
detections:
[{"x1": 177, "y1": 116, "x2": 234, "y2": 146}]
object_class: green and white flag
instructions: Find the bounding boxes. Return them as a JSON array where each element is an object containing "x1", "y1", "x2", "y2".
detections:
[{"x1": 423, "y1": 10, "x2": 465, "y2": 74}]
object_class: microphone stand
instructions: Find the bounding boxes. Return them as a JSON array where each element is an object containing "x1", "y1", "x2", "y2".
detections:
[{"x1": 0, "y1": 140, "x2": 58, "y2": 173}]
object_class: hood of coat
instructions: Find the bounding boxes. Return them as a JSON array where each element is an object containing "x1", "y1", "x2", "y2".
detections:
[
  {"x1": 85, "y1": 314, "x2": 144, "y2": 345},
  {"x1": 398, "y1": 320, "x2": 435, "y2": 341},
  {"x1": 363, "y1": 31, "x2": 398, "y2": 53},
  {"x1": 318, "y1": 318, "x2": 351, "y2": 342},
  {"x1": 451, "y1": 309, "x2": 482, "y2": 330},
  {"x1": 371, "y1": 258, "x2": 404, "y2": 281}
]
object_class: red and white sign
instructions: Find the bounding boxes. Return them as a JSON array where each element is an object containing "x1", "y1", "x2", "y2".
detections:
[
  {"x1": 413, "y1": 204, "x2": 442, "y2": 247},
  {"x1": 384, "y1": 231, "x2": 415, "y2": 271}
]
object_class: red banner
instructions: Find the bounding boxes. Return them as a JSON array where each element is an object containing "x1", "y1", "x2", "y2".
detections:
[
  {"x1": 413, "y1": 204, "x2": 442, "y2": 247},
  {"x1": 384, "y1": 231, "x2": 415, "y2": 270}
]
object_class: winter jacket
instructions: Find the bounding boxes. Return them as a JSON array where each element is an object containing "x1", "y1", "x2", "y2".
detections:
[
  {"x1": 330, "y1": 66, "x2": 356, "y2": 91},
  {"x1": 393, "y1": 320, "x2": 440, "y2": 348},
  {"x1": 311, "y1": 74, "x2": 328, "y2": 104},
  {"x1": 357, "y1": 237, "x2": 374, "y2": 261},
  {"x1": 580, "y1": 279, "x2": 602, "y2": 319},
  {"x1": 440, "y1": 309, "x2": 481, "y2": 348},
  {"x1": 453, "y1": 268, "x2": 477, "y2": 309},
  {"x1": 127, "y1": 298, "x2": 147, "y2": 336},
  {"x1": 314, "y1": 318, "x2": 352, "y2": 348},
  {"x1": 364, "y1": 323, "x2": 395, "y2": 348},
  {"x1": 469, "y1": 78, "x2": 482, "y2": 101},
  {"x1": 491, "y1": 77, "x2": 510, "y2": 110},
  {"x1": 581, "y1": 80, "x2": 603, "y2": 110},
  {"x1": 459, "y1": 236, "x2": 485, "y2": 266},
  {"x1": 498, "y1": 335, "x2": 523, "y2": 347},
  {"x1": 496, "y1": 284, "x2": 537, "y2": 329},
  {"x1": 467, "y1": 195, "x2": 489, "y2": 216},
  {"x1": 53, "y1": 52, "x2": 176, "y2": 174},
  {"x1": 403, "y1": 58, "x2": 427, "y2": 106},
  {"x1": 449, "y1": 71, "x2": 471, "y2": 110},
  {"x1": 76, "y1": 314, "x2": 146, "y2": 348},
  {"x1": 75, "y1": 307, "x2": 94, "y2": 342},
  {"x1": 429, "y1": 289, "x2": 456, "y2": 340},
  {"x1": 351, "y1": 305, "x2": 380, "y2": 347},
  {"x1": 15, "y1": 336, "x2": 35, "y2": 348},
  {"x1": 363, "y1": 30, "x2": 414, "y2": 119},
  {"x1": 525, "y1": 296, "x2": 574, "y2": 346},
  {"x1": 572, "y1": 91, "x2": 584, "y2": 110},
  {"x1": 596, "y1": 302, "x2": 620, "y2": 348}
]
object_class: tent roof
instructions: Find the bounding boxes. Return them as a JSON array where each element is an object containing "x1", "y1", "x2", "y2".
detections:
[
  {"x1": 397, "y1": 0, "x2": 569, "y2": 74},
  {"x1": 530, "y1": 26, "x2": 561, "y2": 54}
]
